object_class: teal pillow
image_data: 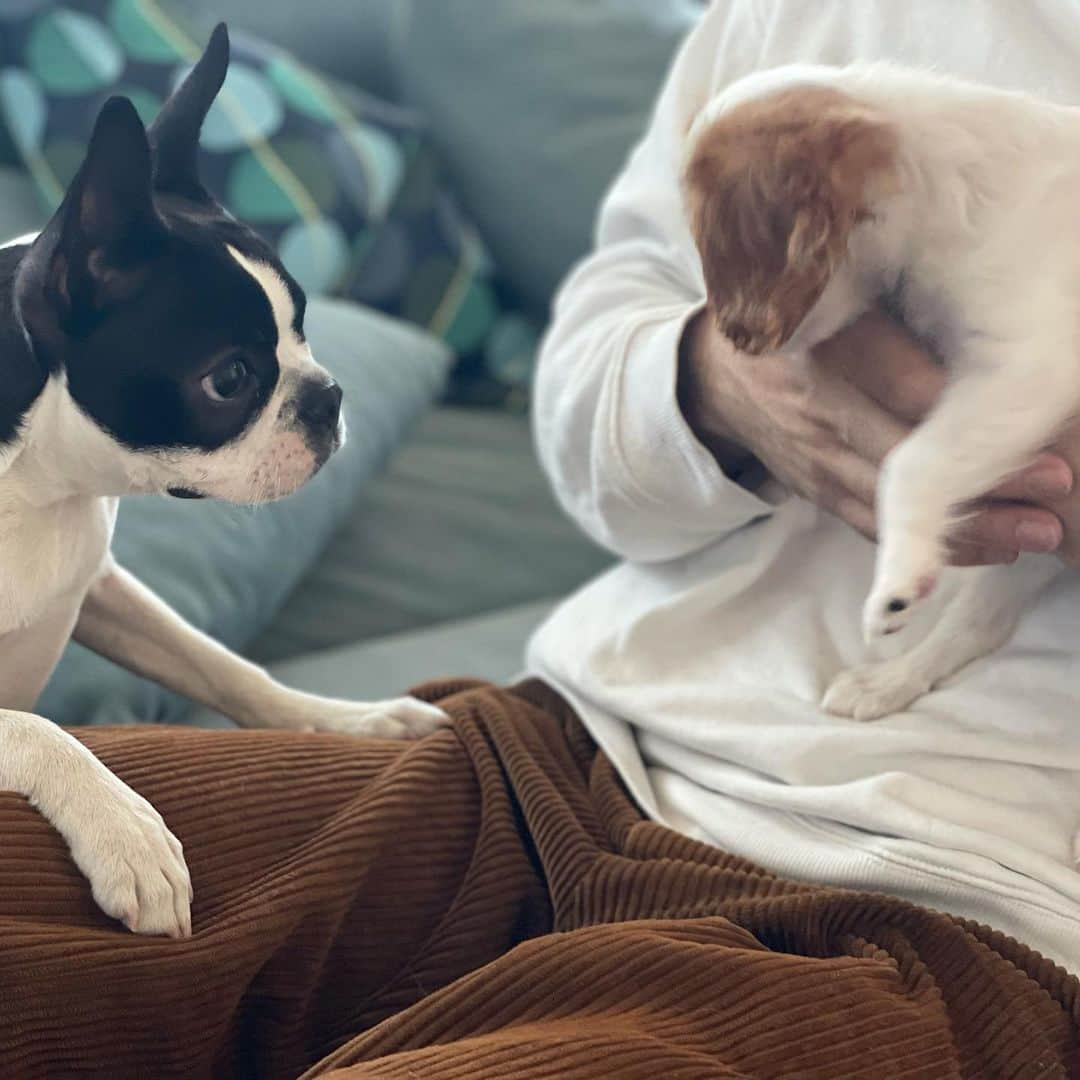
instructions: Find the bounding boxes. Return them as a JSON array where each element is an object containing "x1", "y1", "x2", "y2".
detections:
[
  {"x1": 394, "y1": 1, "x2": 701, "y2": 317},
  {"x1": 0, "y1": 165, "x2": 44, "y2": 241},
  {"x1": 0, "y1": 0, "x2": 507, "y2": 401},
  {"x1": 37, "y1": 298, "x2": 450, "y2": 726},
  {"x1": 183, "y1": 0, "x2": 399, "y2": 101}
]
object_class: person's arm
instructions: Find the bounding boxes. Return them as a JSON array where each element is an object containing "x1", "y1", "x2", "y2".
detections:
[{"x1": 533, "y1": 4, "x2": 769, "y2": 562}]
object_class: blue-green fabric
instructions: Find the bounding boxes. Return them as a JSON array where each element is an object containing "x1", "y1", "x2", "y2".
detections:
[
  {"x1": 0, "y1": 0, "x2": 511, "y2": 400},
  {"x1": 0, "y1": 114, "x2": 17, "y2": 167},
  {"x1": 0, "y1": 165, "x2": 44, "y2": 239},
  {"x1": 251, "y1": 406, "x2": 612, "y2": 663},
  {"x1": 263, "y1": 599, "x2": 556, "y2": 704},
  {"x1": 182, "y1": 0, "x2": 399, "y2": 102},
  {"x1": 394, "y1": 0, "x2": 702, "y2": 317},
  {"x1": 38, "y1": 297, "x2": 451, "y2": 726}
]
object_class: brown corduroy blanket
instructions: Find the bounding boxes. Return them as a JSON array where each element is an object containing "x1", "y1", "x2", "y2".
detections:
[{"x1": 0, "y1": 679, "x2": 1077, "y2": 1078}]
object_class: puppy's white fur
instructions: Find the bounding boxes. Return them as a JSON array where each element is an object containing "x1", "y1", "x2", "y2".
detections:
[
  {"x1": 0, "y1": 235, "x2": 447, "y2": 939},
  {"x1": 685, "y1": 64, "x2": 1078, "y2": 725}
]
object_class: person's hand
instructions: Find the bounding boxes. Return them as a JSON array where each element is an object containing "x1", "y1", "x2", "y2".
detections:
[
  {"x1": 678, "y1": 307, "x2": 1074, "y2": 566},
  {"x1": 1041, "y1": 421, "x2": 1080, "y2": 565}
]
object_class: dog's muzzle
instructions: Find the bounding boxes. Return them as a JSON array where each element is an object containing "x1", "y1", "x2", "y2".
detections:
[{"x1": 296, "y1": 378, "x2": 343, "y2": 433}]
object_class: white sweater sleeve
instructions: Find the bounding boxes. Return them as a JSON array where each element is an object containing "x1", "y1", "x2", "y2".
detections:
[{"x1": 532, "y1": 3, "x2": 772, "y2": 563}]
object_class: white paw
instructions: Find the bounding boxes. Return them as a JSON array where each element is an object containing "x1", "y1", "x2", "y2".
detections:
[
  {"x1": 863, "y1": 532, "x2": 942, "y2": 642},
  {"x1": 58, "y1": 776, "x2": 191, "y2": 938},
  {"x1": 296, "y1": 695, "x2": 450, "y2": 740},
  {"x1": 822, "y1": 661, "x2": 930, "y2": 722}
]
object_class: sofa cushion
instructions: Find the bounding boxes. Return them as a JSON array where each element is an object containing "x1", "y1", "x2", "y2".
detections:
[
  {"x1": 251, "y1": 406, "x2": 612, "y2": 663},
  {"x1": 38, "y1": 298, "x2": 450, "y2": 726},
  {"x1": 0, "y1": 165, "x2": 43, "y2": 241},
  {"x1": 182, "y1": 0, "x2": 399, "y2": 101},
  {"x1": 191, "y1": 599, "x2": 557, "y2": 728},
  {"x1": 393, "y1": 0, "x2": 701, "y2": 317},
  {"x1": 266, "y1": 599, "x2": 557, "y2": 702}
]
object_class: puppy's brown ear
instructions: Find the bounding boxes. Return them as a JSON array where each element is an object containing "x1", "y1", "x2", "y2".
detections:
[{"x1": 683, "y1": 87, "x2": 898, "y2": 354}]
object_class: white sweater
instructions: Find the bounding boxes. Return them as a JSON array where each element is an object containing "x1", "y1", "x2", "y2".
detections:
[{"x1": 528, "y1": 0, "x2": 1080, "y2": 975}]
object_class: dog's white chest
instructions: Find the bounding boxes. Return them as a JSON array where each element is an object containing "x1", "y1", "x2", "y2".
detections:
[{"x1": 0, "y1": 495, "x2": 116, "y2": 635}]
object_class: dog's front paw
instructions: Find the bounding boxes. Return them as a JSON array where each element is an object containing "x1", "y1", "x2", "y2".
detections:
[
  {"x1": 60, "y1": 777, "x2": 191, "y2": 938},
  {"x1": 822, "y1": 661, "x2": 930, "y2": 721},
  {"x1": 863, "y1": 533, "x2": 942, "y2": 642},
  {"x1": 296, "y1": 695, "x2": 450, "y2": 740}
]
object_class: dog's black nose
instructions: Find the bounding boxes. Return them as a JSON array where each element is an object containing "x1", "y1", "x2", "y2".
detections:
[{"x1": 297, "y1": 378, "x2": 343, "y2": 430}]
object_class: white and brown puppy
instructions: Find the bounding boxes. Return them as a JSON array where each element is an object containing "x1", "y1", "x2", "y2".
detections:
[
  {"x1": 0, "y1": 25, "x2": 446, "y2": 939},
  {"x1": 683, "y1": 64, "x2": 1080, "y2": 721}
]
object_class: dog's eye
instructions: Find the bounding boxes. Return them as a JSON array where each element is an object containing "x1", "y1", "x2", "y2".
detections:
[{"x1": 202, "y1": 356, "x2": 251, "y2": 402}]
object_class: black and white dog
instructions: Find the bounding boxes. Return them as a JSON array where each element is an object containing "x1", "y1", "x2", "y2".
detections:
[{"x1": 0, "y1": 26, "x2": 446, "y2": 939}]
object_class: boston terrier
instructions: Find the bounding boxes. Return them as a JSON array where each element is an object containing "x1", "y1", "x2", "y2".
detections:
[{"x1": 0, "y1": 25, "x2": 446, "y2": 939}]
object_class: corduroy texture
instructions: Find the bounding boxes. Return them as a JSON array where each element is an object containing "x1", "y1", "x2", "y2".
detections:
[{"x1": 0, "y1": 679, "x2": 1077, "y2": 1079}]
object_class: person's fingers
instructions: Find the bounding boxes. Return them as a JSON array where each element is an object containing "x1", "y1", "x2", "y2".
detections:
[
  {"x1": 813, "y1": 371, "x2": 912, "y2": 466},
  {"x1": 830, "y1": 492, "x2": 878, "y2": 543},
  {"x1": 813, "y1": 442, "x2": 880, "y2": 508},
  {"x1": 793, "y1": 315, "x2": 1074, "y2": 560},
  {"x1": 826, "y1": 493, "x2": 1035, "y2": 565},
  {"x1": 826, "y1": 492, "x2": 1028, "y2": 566},
  {"x1": 815, "y1": 309, "x2": 946, "y2": 423},
  {"x1": 950, "y1": 504, "x2": 1063, "y2": 558},
  {"x1": 822, "y1": 486, "x2": 1055, "y2": 566},
  {"x1": 990, "y1": 453, "x2": 1073, "y2": 502},
  {"x1": 948, "y1": 544, "x2": 1020, "y2": 568}
]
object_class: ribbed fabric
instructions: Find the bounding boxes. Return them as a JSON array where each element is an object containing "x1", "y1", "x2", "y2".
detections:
[{"x1": 0, "y1": 680, "x2": 1076, "y2": 1079}]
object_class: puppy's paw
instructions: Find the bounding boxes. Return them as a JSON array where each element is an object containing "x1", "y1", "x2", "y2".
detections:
[
  {"x1": 863, "y1": 534, "x2": 942, "y2": 642},
  {"x1": 62, "y1": 778, "x2": 191, "y2": 938},
  {"x1": 295, "y1": 695, "x2": 450, "y2": 740},
  {"x1": 822, "y1": 661, "x2": 929, "y2": 721}
]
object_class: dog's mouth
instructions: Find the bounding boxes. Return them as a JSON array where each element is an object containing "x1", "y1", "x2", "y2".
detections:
[{"x1": 168, "y1": 487, "x2": 205, "y2": 500}]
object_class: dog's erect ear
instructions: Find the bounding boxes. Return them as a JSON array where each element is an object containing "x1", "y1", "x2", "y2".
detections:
[
  {"x1": 148, "y1": 22, "x2": 229, "y2": 201},
  {"x1": 683, "y1": 86, "x2": 898, "y2": 355},
  {"x1": 21, "y1": 95, "x2": 164, "y2": 342}
]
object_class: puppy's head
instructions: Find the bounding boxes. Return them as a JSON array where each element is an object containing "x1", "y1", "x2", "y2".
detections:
[
  {"x1": 683, "y1": 85, "x2": 899, "y2": 355},
  {"x1": 14, "y1": 24, "x2": 343, "y2": 503}
]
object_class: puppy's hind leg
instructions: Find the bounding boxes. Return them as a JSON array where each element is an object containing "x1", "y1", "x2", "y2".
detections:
[
  {"x1": 825, "y1": 555, "x2": 1061, "y2": 721},
  {"x1": 865, "y1": 339, "x2": 1080, "y2": 641}
]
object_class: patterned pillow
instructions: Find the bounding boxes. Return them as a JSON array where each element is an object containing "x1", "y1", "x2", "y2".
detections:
[{"x1": 0, "y1": 0, "x2": 536, "y2": 408}]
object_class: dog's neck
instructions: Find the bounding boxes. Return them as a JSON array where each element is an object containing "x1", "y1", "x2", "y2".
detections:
[{"x1": 3, "y1": 384, "x2": 138, "y2": 508}]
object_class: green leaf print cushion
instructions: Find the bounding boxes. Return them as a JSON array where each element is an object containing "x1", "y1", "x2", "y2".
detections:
[{"x1": 0, "y1": 0, "x2": 534, "y2": 407}]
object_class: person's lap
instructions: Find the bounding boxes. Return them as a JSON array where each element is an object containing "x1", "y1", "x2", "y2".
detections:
[{"x1": 1, "y1": 680, "x2": 1076, "y2": 1079}]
